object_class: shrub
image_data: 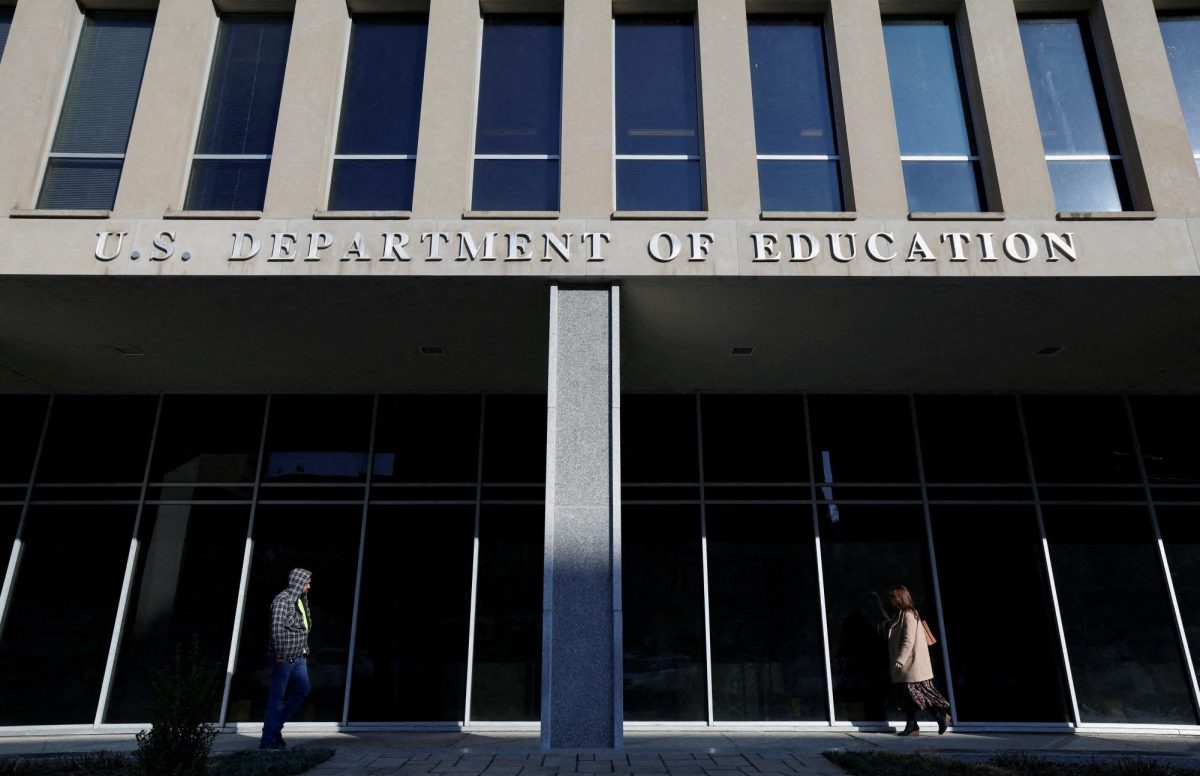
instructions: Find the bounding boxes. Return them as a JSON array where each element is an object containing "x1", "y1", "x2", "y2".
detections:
[{"x1": 133, "y1": 640, "x2": 220, "y2": 776}]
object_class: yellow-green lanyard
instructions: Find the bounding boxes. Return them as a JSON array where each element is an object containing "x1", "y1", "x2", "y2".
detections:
[{"x1": 297, "y1": 598, "x2": 310, "y2": 632}]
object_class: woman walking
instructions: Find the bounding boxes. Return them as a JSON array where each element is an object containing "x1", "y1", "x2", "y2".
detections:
[{"x1": 887, "y1": 585, "x2": 951, "y2": 736}]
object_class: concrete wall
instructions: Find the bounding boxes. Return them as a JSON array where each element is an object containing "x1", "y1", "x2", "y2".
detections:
[{"x1": 0, "y1": 0, "x2": 1198, "y2": 277}]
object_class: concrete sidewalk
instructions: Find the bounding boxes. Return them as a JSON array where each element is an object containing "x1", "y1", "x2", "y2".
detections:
[{"x1": 4, "y1": 731, "x2": 1200, "y2": 774}]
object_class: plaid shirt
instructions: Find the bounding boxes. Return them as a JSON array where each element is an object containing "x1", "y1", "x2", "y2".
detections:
[{"x1": 268, "y1": 568, "x2": 312, "y2": 661}]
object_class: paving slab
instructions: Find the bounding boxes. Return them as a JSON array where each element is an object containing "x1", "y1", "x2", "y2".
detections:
[{"x1": 6, "y1": 729, "x2": 1200, "y2": 775}]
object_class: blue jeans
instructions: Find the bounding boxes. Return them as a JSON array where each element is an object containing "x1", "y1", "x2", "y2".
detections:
[{"x1": 261, "y1": 656, "x2": 310, "y2": 745}]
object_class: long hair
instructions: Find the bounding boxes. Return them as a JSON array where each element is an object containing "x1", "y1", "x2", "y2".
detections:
[{"x1": 888, "y1": 585, "x2": 920, "y2": 619}]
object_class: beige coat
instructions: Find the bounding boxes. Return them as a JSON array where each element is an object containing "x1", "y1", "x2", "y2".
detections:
[{"x1": 887, "y1": 610, "x2": 934, "y2": 684}]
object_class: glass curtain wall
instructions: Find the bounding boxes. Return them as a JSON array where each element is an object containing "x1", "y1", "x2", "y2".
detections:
[
  {"x1": 622, "y1": 393, "x2": 1200, "y2": 726},
  {"x1": 0, "y1": 393, "x2": 544, "y2": 726},
  {"x1": 1159, "y1": 14, "x2": 1200, "y2": 175}
]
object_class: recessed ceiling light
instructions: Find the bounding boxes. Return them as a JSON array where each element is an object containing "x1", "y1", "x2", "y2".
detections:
[
  {"x1": 731, "y1": 346, "x2": 755, "y2": 356},
  {"x1": 419, "y1": 345, "x2": 445, "y2": 356},
  {"x1": 1034, "y1": 346, "x2": 1064, "y2": 357},
  {"x1": 113, "y1": 345, "x2": 144, "y2": 356}
]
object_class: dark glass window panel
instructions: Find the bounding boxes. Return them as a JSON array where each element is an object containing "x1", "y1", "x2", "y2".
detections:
[
  {"x1": 901, "y1": 161, "x2": 984, "y2": 213},
  {"x1": 36, "y1": 395, "x2": 157, "y2": 484},
  {"x1": 808, "y1": 395, "x2": 918, "y2": 484},
  {"x1": 32, "y1": 485, "x2": 142, "y2": 502},
  {"x1": 1046, "y1": 159, "x2": 1130, "y2": 213},
  {"x1": 475, "y1": 18, "x2": 562, "y2": 156},
  {"x1": 926, "y1": 486, "x2": 1034, "y2": 502},
  {"x1": 194, "y1": 16, "x2": 290, "y2": 156},
  {"x1": 0, "y1": 7, "x2": 11, "y2": 61},
  {"x1": 621, "y1": 396, "x2": 699, "y2": 484},
  {"x1": 1161, "y1": 15, "x2": 1200, "y2": 155},
  {"x1": 370, "y1": 485, "x2": 476, "y2": 502},
  {"x1": 37, "y1": 158, "x2": 123, "y2": 210},
  {"x1": 47, "y1": 14, "x2": 154, "y2": 155},
  {"x1": 1152, "y1": 486, "x2": 1200, "y2": 503},
  {"x1": 701, "y1": 395, "x2": 807, "y2": 483},
  {"x1": 0, "y1": 396, "x2": 48, "y2": 484},
  {"x1": 226, "y1": 504, "x2": 362, "y2": 722},
  {"x1": 931, "y1": 505, "x2": 1071, "y2": 722},
  {"x1": 707, "y1": 505, "x2": 826, "y2": 720},
  {"x1": 757, "y1": 160, "x2": 842, "y2": 212},
  {"x1": 481, "y1": 395, "x2": 546, "y2": 484},
  {"x1": 0, "y1": 505, "x2": 135, "y2": 725},
  {"x1": 916, "y1": 396, "x2": 1029, "y2": 484},
  {"x1": 337, "y1": 16, "x2": 426, "y2": 156},
  {"x1": 615, "y1": 18, "x2": 700, "y2": 157},
  {"x1": 185, "y1": 158, "x2": 270, "y2": 211},
  {"x1": 147, "y1": 485, "x2": 255, "y2": 501},
  {"x1": 747, "y1": 18, "x2": 838, "y2": 157},
  {"x1": 1019, "y1": 17, "x2": 1121, "y2": 156},
  {"x1": 1157, "y1": 506, "x2": 1200, "y2": 691},
  {"x1": 0, "y1": 506, "x2": 20, "y2": 572},
  {"x1": 373, "y1": 395, "x2": 481, "y2": 484},
  {"x1": 623, "y1": 504, "x2": 707, "y2": 721},
  {"x1": 1037, "y1": 485, "x2": 1144, "y2": 503},
  {"x1": 470, "y1": 504, "x2": 542, "y2": 721},
  {"x1": 1132, "y1": 396, "x2": 1200, "y2": 484},
  {"x1": 705, "y1": 485, "x2": 809, "y2": 501},
  {"x1": 1044, "y1": 505, "x2": 1197, "y2": 724},
  {"x1": 150, "y1": 395, "x2": 265, "y2": 483},
  {"x1": 105, "y1": 504, "x2": 250, "y2": 722},
  {"x1": 262, "y1": 395, "x2": 372, "y2": 483},
  {"x1": 328, "y1": 159, "x2": 415, "y2": 211},
  {"x1": 883, "y1": 19, "x2": 976, "y2": 158},
  {"x1": 623, "y1": 485, "x2": 700, "y2": 502},
  {"x1": 253, "y1": 485, "x2": 365, "y2": 502},
  {"x1": 616, "y1": 160, "x2": 703, "y2": 212},
  {"x1": 349, "y1": 505, "x2": 473, "y2": 721},
  {"x1": 1023, "y1": 396, "x2": 1139, "y2": 484},
  {"x1": 818, "y1": 486, "x2": 922, "y2": 503},
  {"x1": 472, "y1": 159, "x2": 560, "y2": 212},
  {"x1": 819, "y1": 504, "x2": 936, "y2": 721}
]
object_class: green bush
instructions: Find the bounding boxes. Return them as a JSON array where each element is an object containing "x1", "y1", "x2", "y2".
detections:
[
  {"x1": 133, "y1": 641, "x2": 220, "y2": 776},
  {"x1": 825, "y1": 751, "x2": 1011, "y2": 776}
]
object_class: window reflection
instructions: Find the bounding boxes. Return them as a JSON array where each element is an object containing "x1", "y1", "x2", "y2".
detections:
[
  {"x1": 931, "y1": 505, "x2": 1071, "y2": 722},
  {"x1": 349, "y1": 505, "x2": 473, "y2": 722},
  {"x1": 0, "y1": 505, "x2": 136, "y2": 725},
  {"x1": 106, "y1": 504, "x2": 251, "y2": 722},
  {"x1": 818, "y1": 504, "x2": 936, "y2": 721},
  {"x1": 1044, "y1": 505, "x2": 1197, "y2": 724},
  {"x1": 150, "y1": 396, "x2": 265, "y2": 484},
  {"x1": 707, "y1": 505, "x2": 826, "y2": 720},
  {"x1": 470, "y1": 505, "x2": 543, "y2": 721},
  {"x1": 623, "y1": 505, "x2": 707, "y2": 721},
  {"x1": 226, "y1": 504, "x2": 362, "y2": 723},
  {"x1": 261, "y1": 396, "x2": 372, "y2": 483}
]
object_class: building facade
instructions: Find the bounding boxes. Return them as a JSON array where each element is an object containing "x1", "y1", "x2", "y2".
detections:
[{"x1": 1, "y1": 0, "x2": 1200, "y2": 749}]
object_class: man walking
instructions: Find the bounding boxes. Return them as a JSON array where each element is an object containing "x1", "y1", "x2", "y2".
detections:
[{"x1": 261, "y1": 568, "x2": 312, "y2": 750}]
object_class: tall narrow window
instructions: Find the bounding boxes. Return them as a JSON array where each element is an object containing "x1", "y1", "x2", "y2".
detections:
[
  {"x1": 37, "y1": 13, "x2": 154, "y2": 210},
  {"x1": 1019, "y1": 16, "x2": 1131, "y2": 212},
  {"x1": 330, "y1": 15, "x2": 427, "y2": 212},
  {"x1": 0, "y1": 5, "x2": 13, "y2": 62},
  {"x1": 185, "y1": 15, "x2": 291, "y2": 211},
  {"x1": 1159, "y1": 15, "x2": 1200, "y2": 175},
  {"x1": 747, "y1": 18, "x2": 842, "y2": 212},
  {"x1": 884, "y1": 18, "x2": 985, "y2": 213},
  {"x1": 471, "y1": 17, "x2": 562, "y2": 212},
  {"x1": 615, "y1": 17, "x2": 703, "y2": 212}
]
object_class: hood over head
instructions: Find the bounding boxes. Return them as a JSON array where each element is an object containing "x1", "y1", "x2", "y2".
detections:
[{"x1": 287, "y1": 568, "x2": 312, "y2": 595}]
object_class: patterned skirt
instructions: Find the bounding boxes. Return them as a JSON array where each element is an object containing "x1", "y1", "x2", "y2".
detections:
[{"x1": 891, "y1": 680, "x2": 950, "y2": 713}]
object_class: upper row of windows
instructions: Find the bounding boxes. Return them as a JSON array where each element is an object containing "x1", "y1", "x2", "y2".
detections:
[{"x1": 2, "y1": 6, "x2": 1200, "y2": 215}]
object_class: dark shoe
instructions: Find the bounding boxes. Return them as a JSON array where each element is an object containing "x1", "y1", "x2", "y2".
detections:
[
  {"x1": 897, "y1": 724, "x2": 920, "y2": 737},
  {"x1": 938, "y1": 712, "x2": 950, "y2": 735},
  {"x1": 259, "y1": 739, "x2": 284, "y2": 751},
  {"x1": 277, "y1": 734, "x2": 288, "y2": 748}
]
